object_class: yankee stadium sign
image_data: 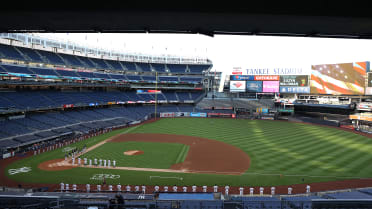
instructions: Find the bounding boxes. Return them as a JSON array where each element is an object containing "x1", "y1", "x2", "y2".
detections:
[{"x1": 244, "y1": 68, "x2": 307, "y2": 75}]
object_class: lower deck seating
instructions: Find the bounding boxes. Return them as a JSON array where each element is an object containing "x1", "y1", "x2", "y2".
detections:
[{"x1": 0, "y1": 105, "x2": 198, "y2": 148}]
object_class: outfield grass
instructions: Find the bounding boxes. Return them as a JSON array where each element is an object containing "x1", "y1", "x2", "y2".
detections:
[
  {"x1": 5, "y1": 118, "x2": 372, "y2": 187},
  {"x1": 80, "y1": 141, "x2": 188, "y2": 169}
]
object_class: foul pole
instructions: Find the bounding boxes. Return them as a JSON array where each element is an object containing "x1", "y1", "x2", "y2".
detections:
[{"x1": 154, "y1": 72, "x2": 158, "y2": 120}]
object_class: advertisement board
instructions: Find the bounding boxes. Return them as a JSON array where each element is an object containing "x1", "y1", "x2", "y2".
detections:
[
  {"x1": 160, "y1": 112, "x2": 175, "y2": 118},
  {"x1": 230, "y1": 75, "x2": 255, "y2": 81},
  {"x1": 280, "y1": 75, "x2": 309, "y2": 86},
  {"x1": 137, "y1": 90, "x2": 162, "y2": 94},
  {"x1": 207, "y1": 113, "x2": 235, "y2": 118},
  {"x1": 175, "y1": 112, "x2": 190, "y2": 117},
  {"x1": 311, "y1": 62, "x2": 366, "y2": 95},
  {"x1": 262, "y1": 81, "x2": 279, "y2": 93},
  {"x1": 63, "y1": 104, "x2": 74, "y2": 108},
  {"x1": 190, "y1": 112, "x2": 207, "y2": 117},
  {"x1": 357, "y1": 103, "x2": 372, "y2": 111},
  {"x1": 246, "y1": 81, "x2": 263, "y2": 92},
  {"x1": 230, "y1": 81, "x2": 246, "y2": 92},
  {"x1": 280, "y1": 86, "x2": 310, "y2": 93},
  {"x1": 254, "y1": 75, "x2": 279, "y2": 81}
]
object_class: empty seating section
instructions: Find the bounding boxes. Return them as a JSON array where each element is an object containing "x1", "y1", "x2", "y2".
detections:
[
  {"x1": 0, "y1": 44, "x2": 24, "y2": 60},
  {"x1": 188, "y1": 64, "x2": 210, "y2": 74},
  {"x1": 36, "y1": 50, "x2": 66, "y2": 65},
  {"x1": 190, "y1": 92, "x2": 203, "y2": 100},
  {"x1": 109, "y1": 74, "x2": 126, "y2": 81},
  {"x1": 0, "y1": 104, "x2": 196, "y2": 144},
  {"x1": 177, "y1": 92, "x2": 191, "y2": 102},
  {"x1": 136, "y1": 63, "x2": 152, "y2": 72},
  {"x1": 15, "y1": 46, "x2": 44, "y2": 62},
  {"x1": 1, "y1": 91, "x2": 197, "y2": 110},
  {"x1": 141, "y1": 76, "x2": 156, "y2": 82},
  {"x1": 55, "y1": 69, "x2": 80, "y2": 77},
  {"x1": 282, "y1": 196, "x2": 320, "y2": 208},
  {"x1": 105, "y1": 60, "x2": 124, "y2": 71},
  {"x1": 121, "y1": 61, "x2": 137, "y2": 71},
  {"x1": 162, "y1": 92, "x2": 178, "y2": 101},
  {"x1": 0, "y1": 139, "x2": 20, "y2": 148},
  {"x1": 180, "y1": 77, "x2": 203, "y2": 83},
  {"x1": 1, "y1": 64, "x2": 34, "y2": 74},
  {"x1": 126, "y1": 75, "x2": 142, "y2": 81},
  {"x1": 76, "y1": 56, "x2": 97, "y2": 68},
  {"x1": 155, "y1": 93, "x2": 167, "y2": 101},
  {"x1": 323, "y1": 191, "x2": 372, "y2": 199},
  {"x1": 0, "y1": 44, "x2": 211, "y2": 76},
  {"x1": 167, "y1": 64, "x2": 186, "y2": 73},
  {"x1": 1, "y1": 91, "x2": 56, "y2": 109},
  {"x1": 159, "y1": 76, "x2": 179, "y2": 82},
  {"x1": 94, "y1": 73, "x2": 111, "y2": 80},
  {"x1": 0, "y1": 120, "x2": 32, "y2": 136},
  {"x1": 58, "y1": 53, "x2": 85, "y2": 67},
  {"x1": 29, "y1": 67, "x2": 59, "y2": 76},
  {"x1": 76, "y1": 71, "x2": 96, "y2": 79},
  {"x1": 90, "y1": 57, "x2": 110, "y2": 69},
  {"x1": 150, "y1": 63, "x2": 166, "y2": 72}
]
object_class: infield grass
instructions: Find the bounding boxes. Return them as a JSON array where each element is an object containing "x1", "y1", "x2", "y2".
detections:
[
  {"x1": 80, "y1": 141, "x2": 188, "y2": 169},
  {"x1": 5, "y1": 118, "x2": 372, "y2": 187}
]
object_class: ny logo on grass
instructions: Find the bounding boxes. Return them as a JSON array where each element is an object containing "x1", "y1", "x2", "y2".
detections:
[
  {"x1": 8, "y1": 167, "x2": 31, "y2": 175},
  {"x1": 90, "y1": 174, "x2": 120, "y2": 180}
]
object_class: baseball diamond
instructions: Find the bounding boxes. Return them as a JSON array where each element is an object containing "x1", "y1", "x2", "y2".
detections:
[{"x1": 2, "y1": 118, "x2": 372, "y2": 194}]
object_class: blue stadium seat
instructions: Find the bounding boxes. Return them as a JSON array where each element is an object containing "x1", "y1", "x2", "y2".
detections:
[
  {"x1": 121, "y1": 61, "x2": 137, "y2": 71},
  {"x1": 0, "y1": 44, "x2": 24, "y2": 60},
  {"x1": 150, "y1": 63, "x2": 166, "y2": 72},
  {"x1": 36, "y1": 50, "x2": 66, "y2": 65},
  {"x1": 323, "y1": 191, "x2": 372, "y2": 199},
  {"x1": 76, "y1": 56, "x2": 97, "y2": 68},
  {"x1": 105, "y1": 59, "x2": 124, "y2": 71},
  {"x1": 58, "y1": 53, "x2": 85, "y2": 67},
  {"x1": 90, "y1": 57, "x2": 110, "y2": 69},
  {"x1": 159, "y1": 76, "x2": 179, "y2": 82},
  {"x1": 188, "y1": 64, "x2": 211, "y2": 74},
  {"x1": 1, "y1": 64, "x2": 34, "y2": 74},
  {"x1": 136, "y1": 62, "x2": 152, "y2": 72},
  {"x1": 109, "y1": 74, "x2": 127, "y2": 81},
  {"x1": 126, "y1": 75, "x2": 142, "y2": 82},
  {"x1": 141, "y1": 76, "x2": 156, "y2": 82},
  {"x1": 180, "y1": 77, "x2": 203, "y2": 83},
  {"x1": 167, "y1": 64, "x2": 186, "y2": 73},
  {"x1": 29, "y1": 67, "x2": 59, "y2": 76},
  {"x1": 55, "y1": 69, "x2": 80, "y2": 77},
  {"x1": 15, "y1": 46, "x2": 44, "y2": 62}
]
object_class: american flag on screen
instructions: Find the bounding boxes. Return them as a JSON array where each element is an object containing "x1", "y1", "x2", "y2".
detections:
[{"x1": 310, "y1": 62, "x2": 367, "y2": 95}]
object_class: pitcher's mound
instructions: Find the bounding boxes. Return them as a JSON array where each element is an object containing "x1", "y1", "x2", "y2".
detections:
[{"x1": 124, "y1": 150, "x2": 144, "y2": 156}]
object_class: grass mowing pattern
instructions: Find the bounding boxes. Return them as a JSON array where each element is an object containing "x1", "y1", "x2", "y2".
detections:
[
  {"x1": 80, "y1": 141, "x2": 186, "y2": 169},
  {"x1": 174, "y1": 144, "x2": 190, "y2": 165},
  {"x1": 130, "y1": 118, "x2": 372, "y2": 178},
  {"x1": 5, "y1": 118, "x2": 372, "y2": 187}
]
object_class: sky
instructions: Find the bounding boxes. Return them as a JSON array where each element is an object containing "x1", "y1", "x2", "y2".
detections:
[{"x1": 35, "y1": 33, "x2": 372, "y2": 75}]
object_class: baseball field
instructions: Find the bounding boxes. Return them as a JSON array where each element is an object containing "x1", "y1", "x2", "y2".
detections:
[{"x1": 3, "y1": 118, "x2": 372, "y2": 193}]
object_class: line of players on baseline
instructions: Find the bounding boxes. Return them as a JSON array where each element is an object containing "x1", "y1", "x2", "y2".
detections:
[{"x1": 59, "y1": 183, "x2": 311, "y2": 195}]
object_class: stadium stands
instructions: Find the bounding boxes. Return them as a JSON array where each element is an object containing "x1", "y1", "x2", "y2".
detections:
[
  {"x1": 0, "y1": 104, "x2": 201, "y2": 148},
  {"x1": 322, "y1": 191, "x2": 372, "y2": 199},
  {"x1": 0, "y1": 44, "x2": 24, "y2": 60}
]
